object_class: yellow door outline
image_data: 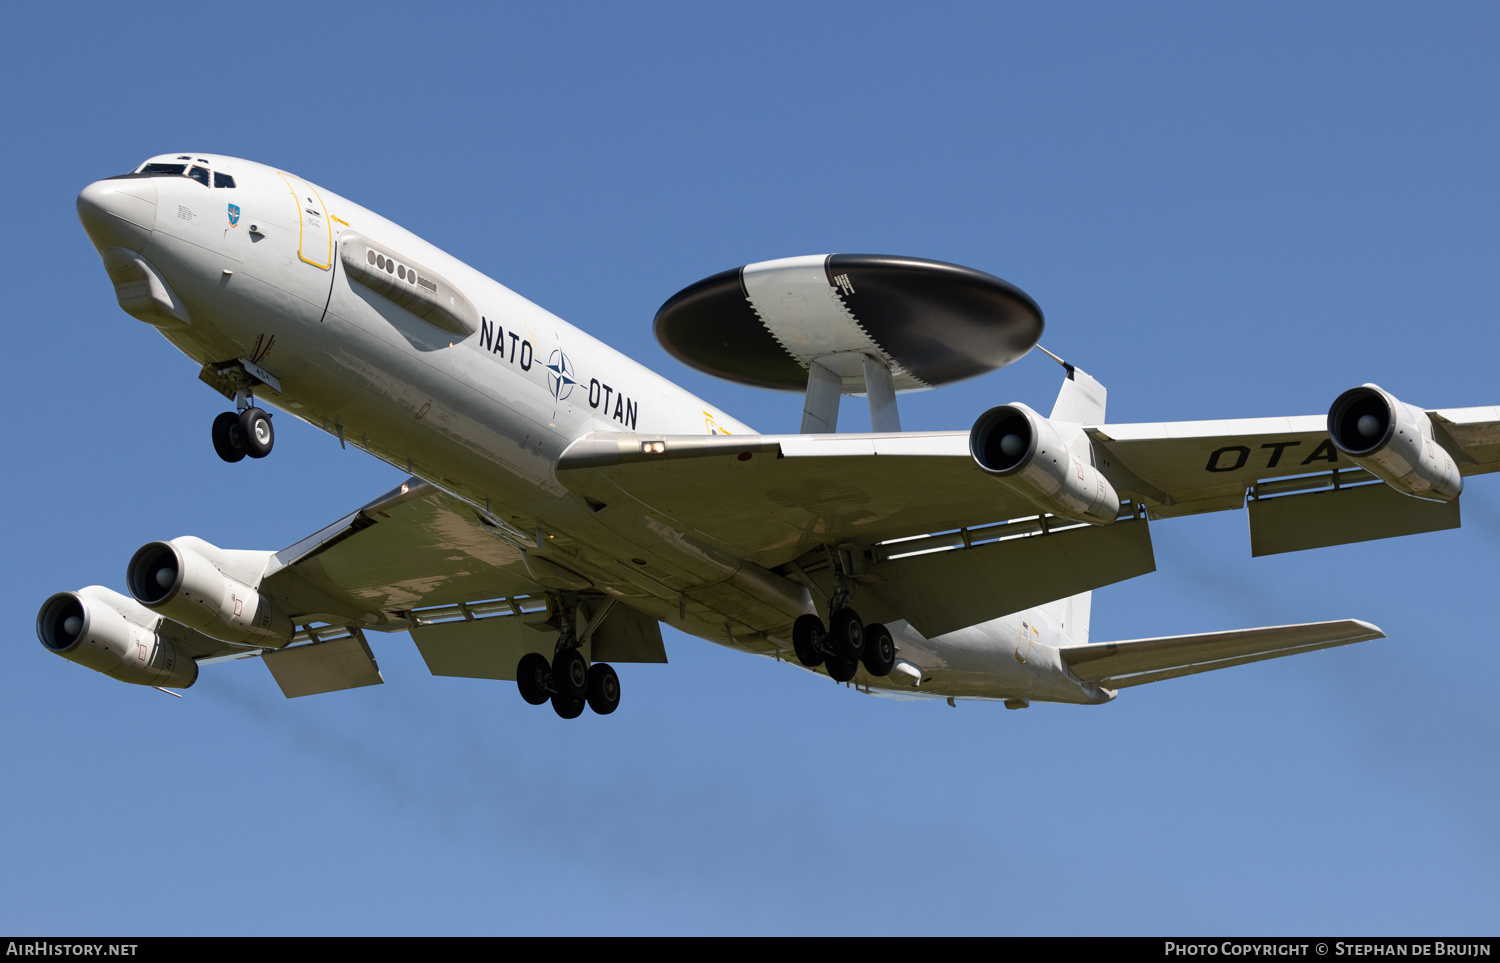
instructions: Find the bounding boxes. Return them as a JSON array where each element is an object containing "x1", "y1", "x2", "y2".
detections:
[
  {"x1": 277, "y1": 172, "x2": 332, "y2": 270},
  {"x1": 1016, "y1": 613, "x2": 1037, "y2": 663}
]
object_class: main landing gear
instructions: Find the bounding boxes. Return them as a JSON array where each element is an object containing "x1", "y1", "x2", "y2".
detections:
[
  {"x1": 514, "y1": 592, "x2": 621, "y2": 719},
  {"x1": 516, "y1": 652, "x2": 620, "y2": 718},
  {"x1": 211, "y1": 383, "x2": 274, "y2": 463},
  {"x1": 788, "y1": 547, "x2": 896, "y2": 682},
  {"x1": 792, "y1": 610, "x2": 896, "y2": 681}
]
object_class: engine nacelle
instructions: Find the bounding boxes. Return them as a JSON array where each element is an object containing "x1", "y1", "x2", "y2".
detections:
[
  {"x1": 126, "y1": 539, "x2": 292, "y2": 646},
  {"x1": 36, "y1": 587, "x2": 198, "y2": 688},
  {"x1": 969, "y1": 402, "x2": 1120, "y2": 525},
  {"x1": 1327, "y1": 384, "x2": 1462, "y2": 503}
]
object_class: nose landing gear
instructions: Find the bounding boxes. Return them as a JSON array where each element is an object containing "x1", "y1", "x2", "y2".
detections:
[
  {"x1": 211, "y1": 383, "x2": 274, "y2": 463},
  {"x1": 212, "y1": 407, "x2": 274, "y2": 462}
]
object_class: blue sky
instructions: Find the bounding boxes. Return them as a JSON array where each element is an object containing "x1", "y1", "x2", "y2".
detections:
[{"x1": 3, "y1": 2, "x2": 1497, "y2": 935}]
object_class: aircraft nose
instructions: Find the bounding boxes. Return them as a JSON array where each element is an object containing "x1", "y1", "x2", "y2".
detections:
[{"x1": 77, "y1": 178, "x2": 157, "y2": 252}]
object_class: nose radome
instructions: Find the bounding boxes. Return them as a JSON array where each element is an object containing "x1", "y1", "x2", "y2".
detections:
[{"x1": 77, "y1": 178, "x2": 157, "y2": 252}]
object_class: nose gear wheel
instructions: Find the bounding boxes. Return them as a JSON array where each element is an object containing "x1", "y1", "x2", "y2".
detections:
[
  {"x1": 212, "y1": 411, "x2": 246, "y2": 463},
  {"x1": 211, "y1": 407, "x2": 274, "y2": 462},
  {"x1": 239, "y1": 407, "x2": 274, "y2": 458}
]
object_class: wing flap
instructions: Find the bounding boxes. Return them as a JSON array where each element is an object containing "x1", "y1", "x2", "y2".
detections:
[
  {"x1": 411, "y1": 613, "x2": 552, "y2": 681},
  {"x1": 1248, "y1": 480, "x2": 1461, "y2": 556},
  {"x1": 262, "y1": 633, "x2": 385, "y2": 698},
  {"x1": 1061, "y1": 619, "x2": 1384, "y2": 689},
  {"x1": 868, "y1": 515, "x2": 1155, "y2": 638}
]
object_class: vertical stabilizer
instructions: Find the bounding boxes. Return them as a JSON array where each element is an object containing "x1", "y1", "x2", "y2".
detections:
[{"x1": 1041, "y1": 591, "x2": 1092, "y2": 645}]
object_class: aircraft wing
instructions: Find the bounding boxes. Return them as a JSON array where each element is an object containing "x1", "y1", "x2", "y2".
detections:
[
  {"x1": 257, "y1": 477, "x2": 538, "y2": 626},
  {"x1": 1431, "y1": 405, "x2": 1500, "y2": 471},
  {"x1": 1091, "y1": 406, "x2": 1500, "y2": 518},
  {"x1": 1060, "y1": 619, "x2": 1385, "y2": 689},
  {"x1": 178, "y1": 478, "x2": 672, "y2": 697},
  {"x1": 555, "y1": 430, "x2": 1034, "y2": 567},
  {"x1": 557, "y1": 405, "x2": 1500, "y2": 569}
]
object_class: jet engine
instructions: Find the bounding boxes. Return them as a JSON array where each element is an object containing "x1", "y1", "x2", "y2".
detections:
[
  {"x1": 36, "y1": 587, "x2": 198, "y2": 688},
  {"x1": 1327, "y1": 384, "x2": 1462, "y2": 503},
  {"x1": 126, "y1": 539, "x2": 293, "y2": 646},
  {"x1": 969, "y1": 402, "x2": 1120, "y2": 525}
]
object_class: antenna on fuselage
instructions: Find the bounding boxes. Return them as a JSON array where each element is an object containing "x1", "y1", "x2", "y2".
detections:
[{"x1": 1035, "y1": 344, "x2": 1074, "y2": 376}]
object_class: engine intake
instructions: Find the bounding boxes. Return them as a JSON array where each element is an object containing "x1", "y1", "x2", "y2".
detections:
[
  {"x1": 36, "y1": 588, "x2": 197, "y2": 688},
  {"x1": 1327, "y1": 384, "x2": 1461, "y2": 503},
  {"x1": 126, "y1": 540, "x2": 292, "y2": 646},
  {"x1": 970, "y1": 403, "x2": 1120, "y2": 525}
]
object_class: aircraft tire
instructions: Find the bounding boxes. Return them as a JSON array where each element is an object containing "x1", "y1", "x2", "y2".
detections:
[
  {"x1": 516, "y1": 652, "x2": 552, "y2": 705},
  {"x1": 553, "y1": 648, "x2": 588, "y2": 699},
  {"x1": 550, "y1": 691, "x2": 586, "y2": 719},
  {"x1": 826, "y1": 656, "x2": 858, "y2": 683},
  {"x1": 861, "y1": 622, "x2": 896, "y2": 677},
  {"x1": 239, "y1": 407, "x2": 274, "y2": 458},
  {"x1": 827, "y1": 608, "x2": 865, "y2": 663},
  {"x1": 791, "y1": 614, "x2": 826, "y2": 667},
  {"x1": 586, "y1": 662, "x2": 620, "y2": 715},
  {"x1": 212, "y1": 411, "x2": 246, "y2": 463}
]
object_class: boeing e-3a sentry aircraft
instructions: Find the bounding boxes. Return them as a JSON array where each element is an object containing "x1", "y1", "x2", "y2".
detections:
[{"x1": 42, "y1": 153, "x2": 1500, "y2": 717}]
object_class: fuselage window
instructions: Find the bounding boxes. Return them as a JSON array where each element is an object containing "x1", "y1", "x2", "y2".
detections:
[
  {"x1": 188, "y1": 166, "x2": 210, "y2": 187},
  {"x1": 213, "y1": 172, "x2": 236, "y2": 189},
  {"x1": 139, "y1": 163, "x2": 186, "y2": 176}
]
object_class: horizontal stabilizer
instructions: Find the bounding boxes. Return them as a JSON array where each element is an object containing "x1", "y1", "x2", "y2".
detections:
[{"x1": 1061, "y1": 619, "x2": 1384, "y2": 689}]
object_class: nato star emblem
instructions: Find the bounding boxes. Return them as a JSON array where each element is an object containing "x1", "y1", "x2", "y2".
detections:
[{"x1": 546, "y1": 349, "x2": 577, "y2": 401}]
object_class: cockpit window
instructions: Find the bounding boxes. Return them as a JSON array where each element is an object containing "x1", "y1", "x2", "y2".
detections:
[
  {"x1": 139, "y1": 163, "x2": 187, "y2": 176},
  {"x1": 188, "y1": 166, "x2": 210, "y2": 187},
  {"x1": 213, "y1": 172, "x2": 236, "y2": 189}
]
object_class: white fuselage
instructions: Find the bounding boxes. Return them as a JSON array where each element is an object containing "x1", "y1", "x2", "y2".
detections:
[{"x1": 79, "y1": 153, "x2": 1109, "y2": 706}]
